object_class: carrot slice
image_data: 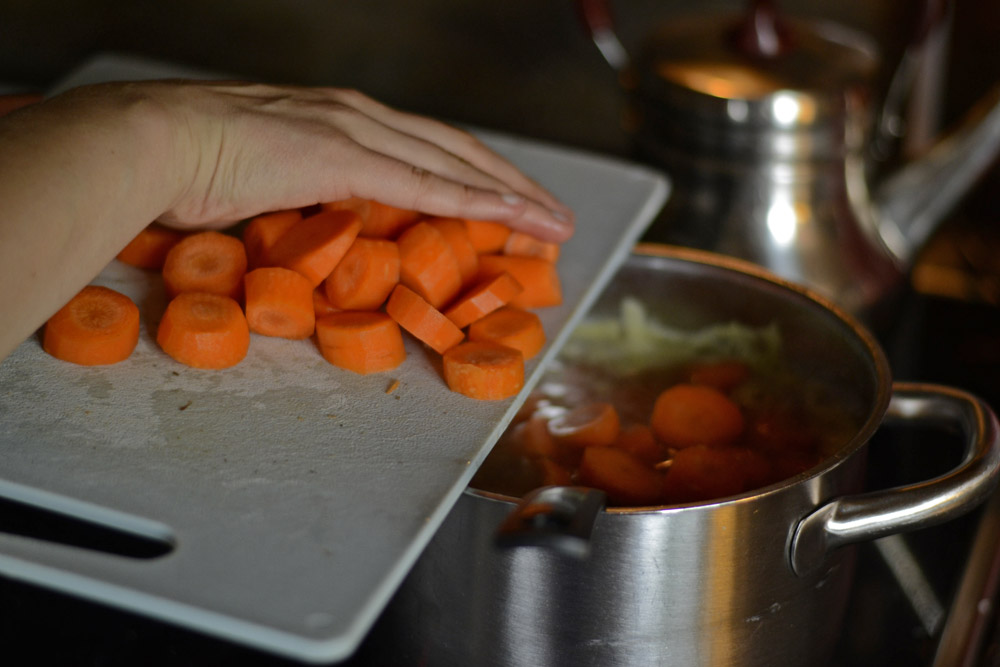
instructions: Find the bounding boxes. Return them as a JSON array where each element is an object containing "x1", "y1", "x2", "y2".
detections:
[
  {"x1": 650, "y1": 384, "x2": 745, "y2": 449},
  {"x1": 509, "y1": 415, "x2": 560, "y2": 459},
  {"x1": 463, "y1": 219, "x2": 511, "y2": 254},
  {"x1": 661, "y1": 445, "x2": 753, "y2": 504},
  {"x1": 162, "y1": 231, "x2": 248, "y2": 301},
  {"x1": 442, "y1": 341, "x2": 524, "y2": 400},
  {"x1": 476, "y1": 255, "x2": 562, "y2": 309},
  {"x1": 687, "y1": 359, "x2": 750, "y2": 393},
  {"x1": 156, "y1": 292, "x2": 250, "y2": 369},
  {"x1": 426, "y1": 217, "x2": 479, "y2": 286},
  {"x1": 578, "y1": 446, "x2": 664, "y2": 507},
  {"x1": 466, "y1": 306, "x2": 546, "y2": 360},
  {"x1": 244, "y1": 267, "x2": 316, "y2": 339},
  {"x1": 547, "y1": 402, "x2": 620, "y2": 448},
  {"x1": 385, "y1": 284, "x2": 465, "y2": 354},
  {"x1": 323, "y1": 198, "x2": 420, "y2": 239},
  {"x1": 42, "y1": 285, "x2": 140, "y2": 366},
  {"x1": 323, "y1": 237, "x2": 400, "y2": 310},
  {"x1": 396, "y1": 221, "x2": 464, "y2": 309},
  {"x1": 612, "y1": 423, "x2": 666, "y2": 463},
  {"x1": 503, "y1": 231, "x2": 561, "y2": 262},
  {"x1": 315, "y1": 311, "x2": 406, "y2": 374},
  {"x1": 267, "y1": 209, "x2": 362, "y2": 287},
  {"x1": 242, "y1": 209, "x2": 302, "y2": 269},
  {"x1": 443, "y1": 272, "x2": 523, "y2": 329},
  {"x1": 116, "y1": 223, "x2": 186, "y2": 270},
  {"x1": 312, "y1": 288, "x2": 340, "y2": 317}
]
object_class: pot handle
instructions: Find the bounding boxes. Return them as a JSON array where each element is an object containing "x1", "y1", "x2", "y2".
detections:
[
  {"x1": 575, "y1": 0, "x2": 629, "y2": 71},
  {"x1": 494, "y1": 485, "x2": 607, "y2": 559},
  {"x1": 789, "y1": 381, "x2": 1000, "y2": 577}
]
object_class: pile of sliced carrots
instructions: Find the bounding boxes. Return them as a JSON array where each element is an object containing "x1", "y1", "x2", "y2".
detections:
[{"x1": 42, "y1": 198, "x2": 564, "y2": 400}]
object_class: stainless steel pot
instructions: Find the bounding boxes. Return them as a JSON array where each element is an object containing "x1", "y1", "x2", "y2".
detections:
[{"x1": 370, "y1": 245, "x2": 1000, "y2": 667}]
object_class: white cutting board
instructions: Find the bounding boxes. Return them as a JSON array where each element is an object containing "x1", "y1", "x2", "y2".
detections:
[{"x1": 0, "y1": 55, "x2": 669, "y2": 663}]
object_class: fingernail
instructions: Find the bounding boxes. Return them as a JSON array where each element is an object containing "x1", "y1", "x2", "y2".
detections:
[
  {"x1": 550, "y1": 209, "x2": 568, "y2": 222},
  {"x1": 502, "y1": 193, "x2": 524, "y2": 205}
]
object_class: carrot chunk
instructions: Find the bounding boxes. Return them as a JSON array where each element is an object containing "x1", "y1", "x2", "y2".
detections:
[
  {"x1": 242, "y1": 209, "x2": 302, "y2": 269},
  {"x1": 661, "y1": 445, "x2": 755, "y2": 504},
  {"x1": 466, "y1": 306, "x2": 546, "y2": 360},
  {"x1": 323, "y1": 198, "x2": 420, "y2": 239},
  {"x1": 385, "y1": 284, "x2": 465, "y2": 354},
  {"x1": 442, "y1": 341, "x2": 524, "y2": 400},
  {"x1": 312, "y1": 288, "x2": 340, "y2": 317},
  {"x1": 463, "y1": 219, "x2": 511, "y2": 254},
  {"x1": 315, "y1": 311, "x2": 406, "y2": 375},
  {"x1": 162, "y1": 231, "x2": 248, "y2": 301},
  {"x1": 396, "y1": 221, "x2": 463, "y2": 309},
  {"x1": 267, "y1": 209, "x2": 362, "y2": 287},
  {"x1": 578, "y1": 446, "x2": 664, "y2": 506},
  {"x1": 503, "y1": 231, "x2": 561, "y2": 263},
  {"x1": 323, "y1": 237, "x2": 400, "y2": 311},
  {"x1": 426, "y1": 217, "x2": 479, "y2": 286},
  {"x1": 42, "y1": 285, "x2": 140, "y2": 366},
  {"x1": 156, "y1": 292, "x2": 250, "y2": 369},
  {"x1": 650, "y1": 384, "x2": 745, "y2": 449},
  {"x1": 547, "y1": 402, "x2": 620, "y2": 448},
  {"x1": 476, "y1": 255, "x2": 562, "y2": 309},
  {"x1": 443, "y1": 272, "x2": 523, "y2": 329},
  {"x1": 687, "y1": 360, "x2": 750, "y2": 393},
  {"x1": 612, "y1": 423, "x2": 666, "y2": 463},
  {"x1": 244, "y1": 267, "x2": 316, "y2": 339},
  {"x1": 116, "y1": 223, "x2": 186, "y2": 270}
]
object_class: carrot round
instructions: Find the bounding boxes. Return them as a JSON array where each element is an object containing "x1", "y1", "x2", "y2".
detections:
[
  {"x1": 578, "y1": 446, "x2": 664, "y2": 507},
  {"x1": 315, "y1": 311, "x2": 406, "y2": 375},
  {"x1": 442, "y1": 341, "x2": 524, "y2": 400},
  {"x1": 661, "y1": 445, "x2": 753, "y2": 504},
  {"x1": 476, "y1": 255, "x2": 562, "y2": 309},
  {"x1": 427, "y1": 217, "x2": 479, "y2": 286},
  {"x1": 156, "y1": 292, "x2": 250, "y2": 369},
  {"x1": 396, "y1": 221, "x2": 463, "y2": 309},
  {"x1": 244, "y1": 267, "x2": 316, "y2": 339},
  {"x1": 42, "y1": 285, "x2": 140, "y2": 366},
  {"x1": 466, "y1": 306, "x2": 546, "y2": 360},
  {"x1": 650, "y1": 383, "x2": 745, "y2": 449},
  {"x1": 323, "y1": 237, "x2": 400, "y2": 310},
  {"x1": 443, "y1": 272, "x2": 523, "y2": 329},
  {"x1": 547, "y1": 402, "x2": 620, "y2": 448},
  {"x1": 312, "y1": 288, "x2": 340, "y2": 317},
  {"x1": 463, "y1": 219, "x2": 511, "y2": 254},
  {"x1": 267, "y1": 209, "x2": 362, "y2": 287},
  {"x1": 385, "y1": 284, "x2": 465, "y2": 354},
  {"x1": 116, "y1": 223, "x2": 186, "y2": 270},
  {"x1": 687, "y1": 359, "x2": 750, "y2": 392},
  {"x1": 162, "y1": 231, "x2": 248, "y2": 301},
  {"x1": 242, "y1": 209, "x2": 302, "y2": 269},
  {"x1": 324, "y1": 198, "x2": 420, "y2": 239},
  {"x1": 510, "y1": 415, "x2": 560, "y2": 459},
  {"x1": 503, "y1": 231, "x2": 561, "y2": 263},
  {"x1": 612, "y1": 423, "x2": 666, "y2": 463}
]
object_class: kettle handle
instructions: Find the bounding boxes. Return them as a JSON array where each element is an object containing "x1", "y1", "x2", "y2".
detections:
[
  {"x1": 575, "y1": 0, "x2": 629, "y2": 71},
  {"x1": 789, "y1": 382, "x2": 1000, "y2": 576}
]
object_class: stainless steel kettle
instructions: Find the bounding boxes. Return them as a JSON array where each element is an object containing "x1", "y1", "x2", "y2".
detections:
[{"x1": 579, "y1": 0, "x2": 1000, "y2": 319}]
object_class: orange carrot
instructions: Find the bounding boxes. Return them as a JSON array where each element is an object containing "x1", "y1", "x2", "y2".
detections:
[
  {"x1": 442, "y1": 341, "x2": 524, "y2": 400},
  {"x1": 687, "y1": 359, "x2": 750, "y2": 393},
  {"x1": 244, "y1": 267, "x2": 316, "y2": 339},
  {"x1": 396, "y1": 221, "x2": 463, "y2": 309},
  {"x1": 323, "y1": 198, "x2": 420, "y2": 239},
  {"x1": 661, "y1": 445, "x2": 752, "y2": 504},
  {"x1": 650, "y1": 384, "x2": 745, "y2": 449},
  {"x1": 427, "y1": 217, "x2": 479, "y2": 285},
  {"x1": 537, "y1": 458, "x2": 573, "y2": 487},
  {"x1": 116, "y1": 224, "x2": 186, "y2": 270},
  {"x1": 503, "y1": 231, "x2": 561, "y2": 263},
  {"x1": 463, "y1": 219, "x2": 511, "y2": 254},
  {"x1": 42, "y1": 285, "x2": 140, "y2": 366},
  {"x1": 443, "y1": 272, "x2": 523, "y2": 329},
  {"x1": 315, "y1": 311, "x2": 406, "y2": 374},
  {"x1": 466, "y1": 306, "x2": 546, "y2": 360},
  {"x1": 161, "y1": 231, "x2": 248, "y2": 301},
  {"x1": 612, "y1": 423, "x2": 666, "y2": 463},
  {"x1": 156, "y1": 292, "x2": 250, "y2": 369},
  {"x1": 323, "y1": 237, "x2": 400, "y2": 310},
  {"x1": 578, "y1": 446, "x2": 664, "y2": 506},
  {"x1": 476, "y1": 255, "x2": 562, "y2": 309},
  {"x1": 547, "y1": 402, "x2": 620, "y2": 448},
  {"x1": 385, "y1": 284, "x2": 465, "y2": 354},
  {"x1": 312, "y1": 288, "x2": 340, "y2": 317},
  {"x1": 509, "y1": 415, "x2": 560, "y2": 459},
  {"x1": 267, "y1": 209, "x2": 362, "y2": 287},
  {"x1": 242, "y1": 209, "x2": 302, "y2": 269}
]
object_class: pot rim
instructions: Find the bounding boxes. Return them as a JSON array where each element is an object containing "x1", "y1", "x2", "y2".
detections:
[{"x1": 468, "y1": 243, "x2": 894, "y2": 513}]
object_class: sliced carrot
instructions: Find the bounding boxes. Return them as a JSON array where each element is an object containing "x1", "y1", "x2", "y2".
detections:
[
  {"x1": 244, "y1": 267, "x2": 316, "y2": 339},
  {"x1": 385, "y1": 284, "x2": 465, "y2": 354},
  {"x1": 443, "y1": 272, "x2": 523, "y2": 329},
  {"x1": 267, "y1": 209, "x2": 362, "y2": 287},
  {"x1": 313, "y1": 288, "x2": 340, "y2": 317},
  {"x1": 323, "y1": 237, "x2": 399, "y2": 310},
  {"x1": 396, "y1": 221, "x2": 464, "y2": 309},
  {"x1": 116, "y1": 223, "x2": 186, "y2": 270},
  {"x1": 463, "y1": 219, "x2": 511, "y2": 254},
  {"x1": 547, "y1": 402, "x2": 620, "y2": 448},
  {"x1": 315, "y1": 311, "x2": 406, "y2": 375},
  {"x1": 503, "y1": 231, "x2": 561, "y2": 263},
  {"x1": 242, "y1": 209, "x2": 302, "y2": 269},
  {"x1": 612, "y1": 423, "x2": 666, "y2": 463},
  {"x1": 426, "y1": 217, "x2": 479, "y2": 286},
  {"x1": 466, "y1": 306, "x2": 546, "y2": 360},
  {"x1": 650, "y1": 384, "x2": 745, "y2": 449},
  {"x1": 323, "y1": 198, "x2": 420, "y2": 239},
  {"x1": 661, "y1": 445, "x2": 753, "y2": 504},
  {"x1": 161, "y1": 231, "x2": 248, "y2": 301},
  {"x1": 156, "y1": 292, "x2": 250, "y2": 369},
  {"x1": 476, "y1": 255, "x2": 562, "y2": 309},
  {"x1": 510, "y1": 415, "x2": 560, "y2": 459},
  {"x1": 442, "y1": 341, "x2": 524, "y2": 400},
  {"x1": 578, "y1": 447, "x2": 664, "y2": 507},
  {"x1": 536, "y1": 458, "x2": 572, "y2": 487},
  {"x1": 42, "y1": 285, "x2": 140, "y2": 366},
  {"x1": 687, "y1": 359, "x2": 750, "y2": 393}
]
